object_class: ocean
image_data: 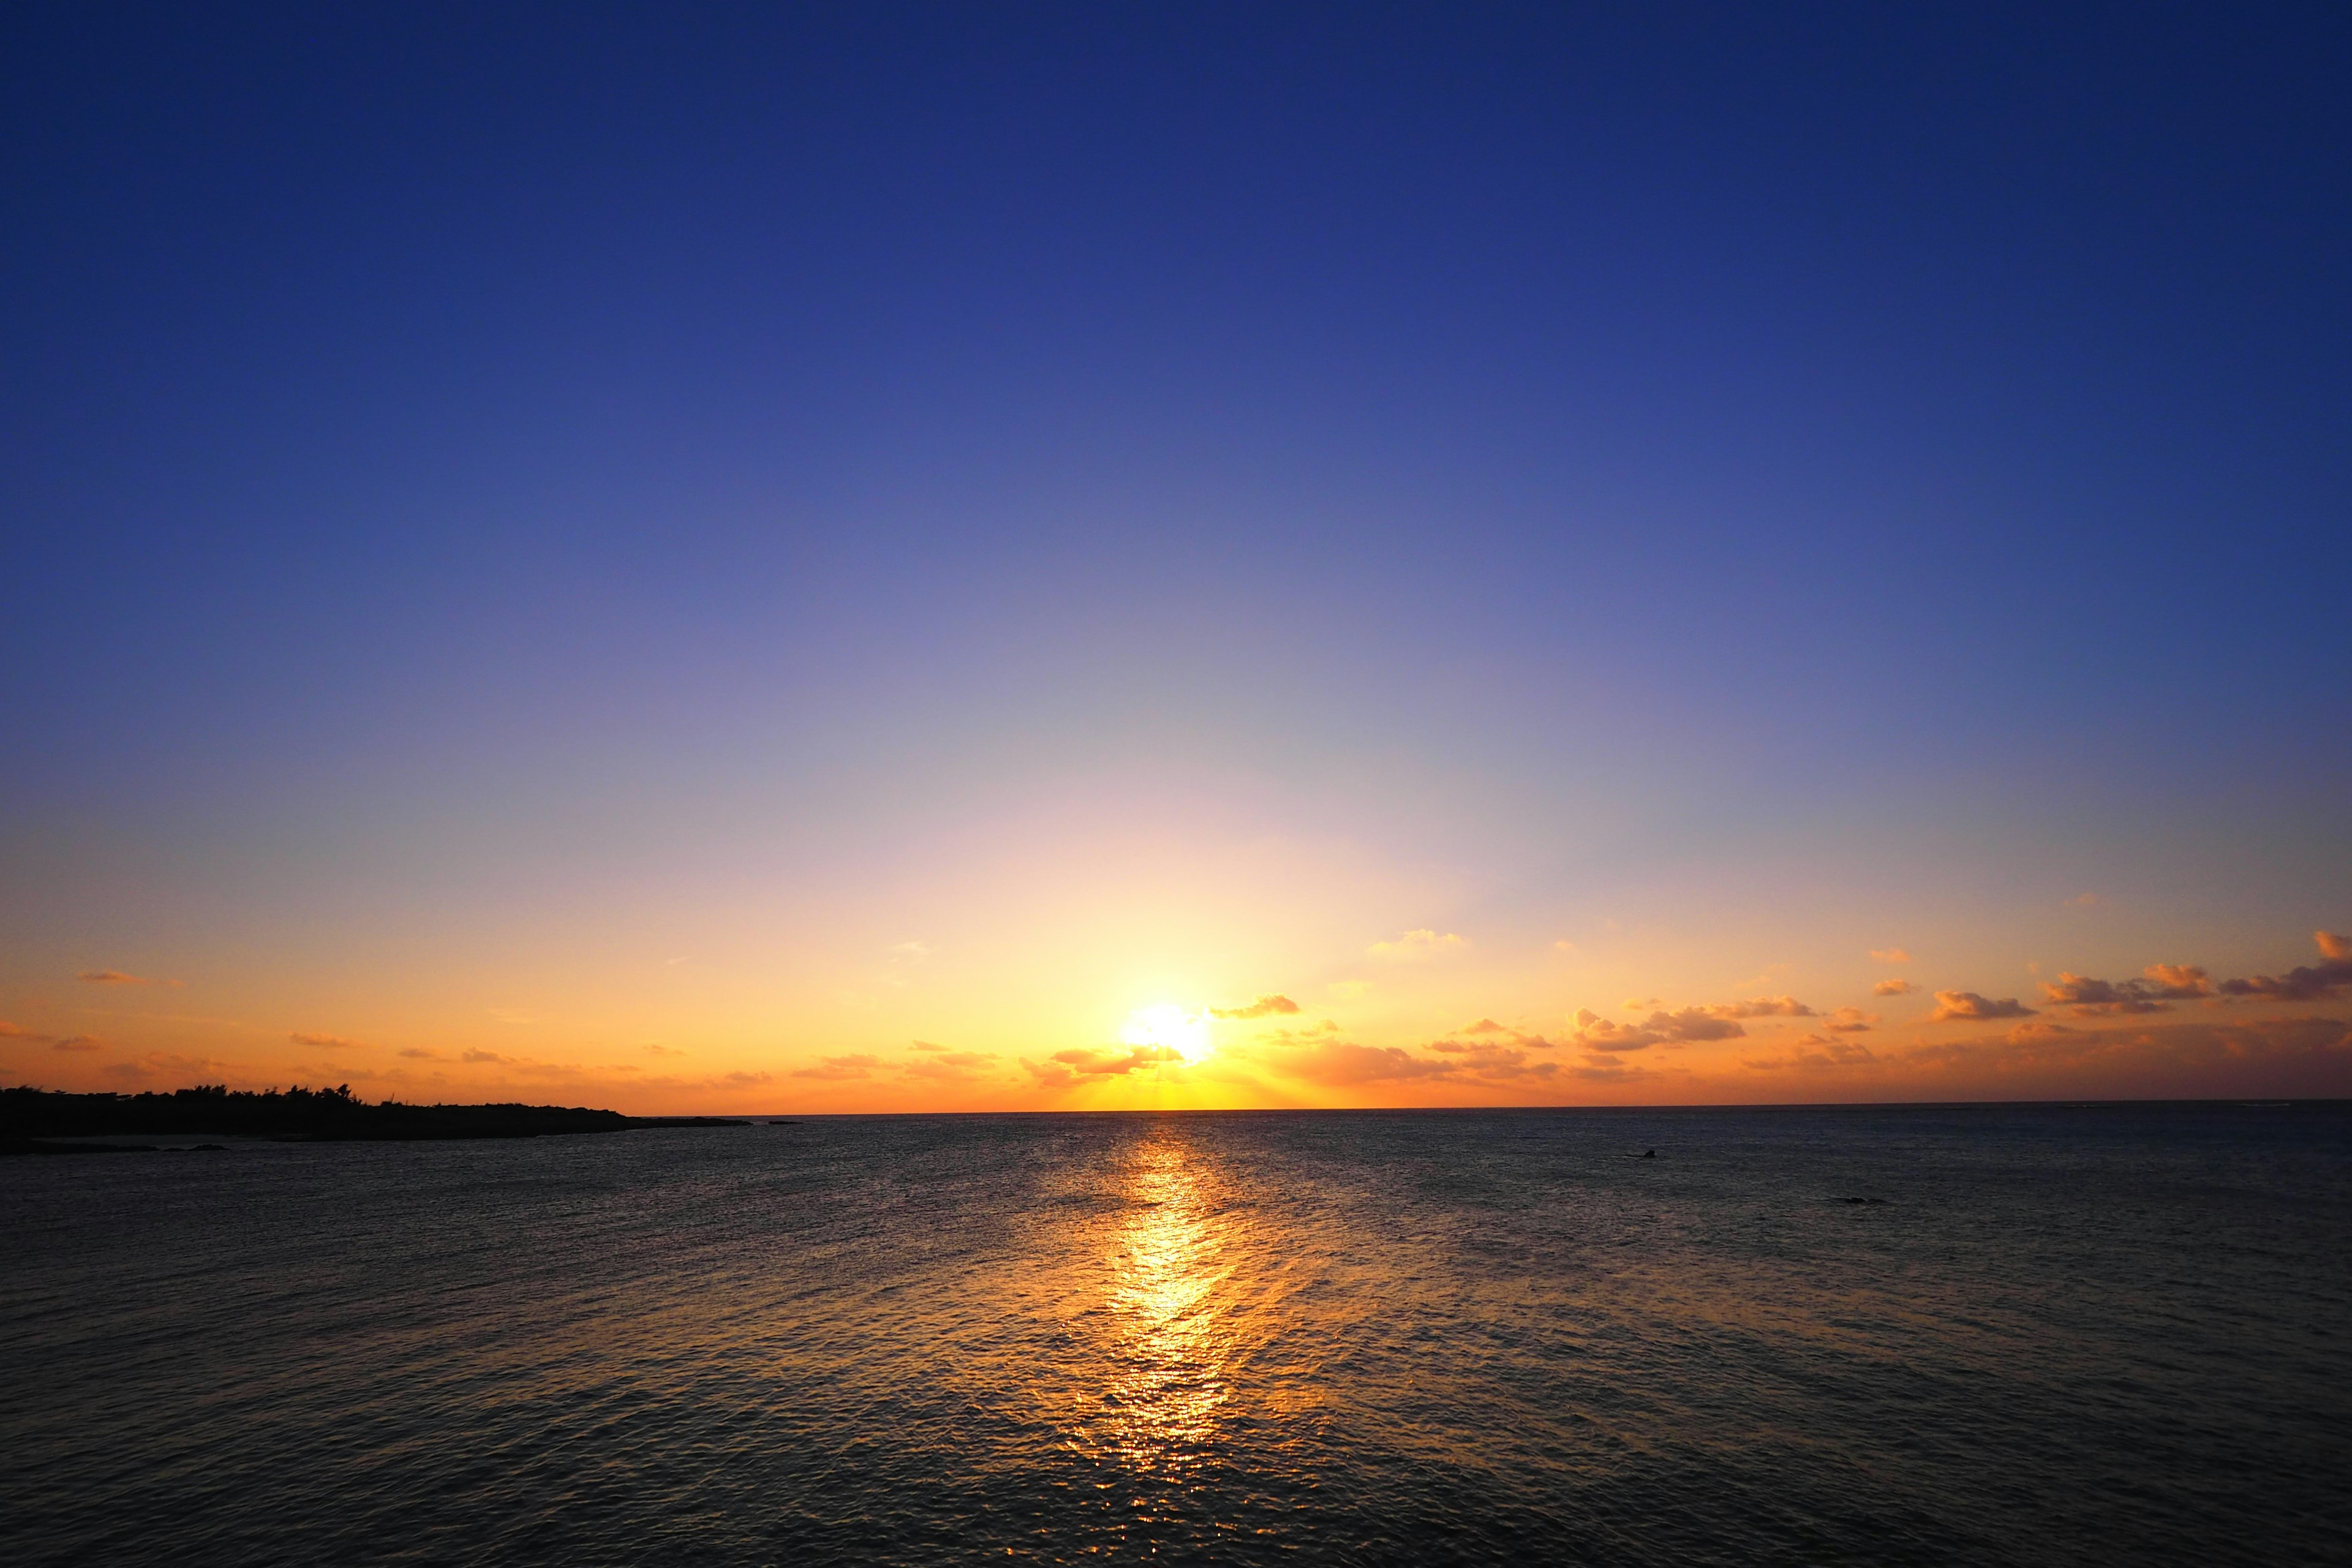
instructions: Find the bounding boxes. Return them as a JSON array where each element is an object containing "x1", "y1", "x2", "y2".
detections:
[{"x1": 6, "y1": 1104, "x2": 2347, "y2": 1564}]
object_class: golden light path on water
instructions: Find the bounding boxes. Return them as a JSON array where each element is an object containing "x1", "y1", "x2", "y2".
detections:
[{"x1": 1088, "y1": 1135, "x2": 1234, "y2": 1472}]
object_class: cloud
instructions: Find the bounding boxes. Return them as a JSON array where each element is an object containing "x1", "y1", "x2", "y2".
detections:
[
  {"x1": 1698, "y1": 996, "x2": 1815, "y2": 1020},
  {"x1": 1823, "y1": 1008, "x2": 1878, "y2": 1033},
  {"x1": 399, "y1": 1047, "x2": 442, "y2": 1060},
  {"x1": 1929, "y1": 990, "x2": 2037, "y2": 1021},
  {"x1": 2138, "y1": 963, "x2": 2206, "y2": 996},
  {"x1": 99, "y1": 1051, "x2": 222, "y2": 1084},
  {"x1": 718, "y1": 1071, "x2": 772, "y2": 1088},
  {"x1": 78, "y1": 969, "x2": 172, "y2": 987},
  {"x1": 2037, "y1": 964, "x2": 2212, "y2": 1017},
  {"x1": 792, "y1": 1054, "x2": 881, "y2": 1080},
  {"x1": 460, "y1": 1049, "x2": 507, "y2": 1064},
  {"x1": 1413, "y1": 1038, "x2": 1561, "y2": 1080},
  {"x1": 1277, "y1": 1039, "x2": 1453, "y2": 1085},
  {"x1": 0, "y1": 1021, "x2": 51, "y2": 1041},
  {"x1": 1872, "y1": 978, "x2": 1916, "y2": 997},
  {"x1": 2218, "y1": 933, "x2": 2352, "y2": 1001},
  {"x1": 1570, "y1": 1012, "x2": 1669, "y2": 1054},
  {"x1": 1869, "y1": 948, "x2": 1912, "y2": 964},
  {"x1": 2068, "y1": 892, "x2": 2101, "y2": 908},
  {"x1": 902, "y1": 1049, "x2": 1000, "y2": 1084},
  {"x1": 1256, "y1": 1019, "x2": 1343, "y2": 1044},
  {"x1": 889, "y1": 1044, "x2": 1001, "y2": 1081},
  {"x1": 290, "y1": 1031, "x2": 364, "y2": 1051},
  {"x1": 644, "y1": 1043, "x2": 685, "y2": 1057},
  {"x1": 1422, "y1": 1021, "x2": 1566, "y2": 1072},
  {"x1": 1044, "y1": 1045, "x2": 1182, "y2": 1077},
  {"x1": 1368, "y1": 930, "x2": 1466, "y2": 961},
  {"x1": 1210, "y1": 994, "x2": 1300, "y2": 1020},
  {"x1": 1893, "y1": 1014, "x2": 2351, "y2": 1098},
  {"x1": 1745, "y1": 1034, "x2": 1877, "y2": 1071},
  {"x1": 1327, "y1": 980, "x2": 1371, "y2": 1000},
  {"x1": 1570, "y1": 1006, "x2": 1749, "y2": 1055},
  {"x1": 53, "y1": 1035, "x2": 104, "y2": 1052}
]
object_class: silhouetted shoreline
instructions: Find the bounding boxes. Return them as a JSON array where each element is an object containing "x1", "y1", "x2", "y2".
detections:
[{"x1": 0, "y1": 1085, "x2": 746, "y2": 1152}]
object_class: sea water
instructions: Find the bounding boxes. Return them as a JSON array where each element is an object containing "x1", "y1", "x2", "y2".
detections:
[{"x1": 6, "y1": 1104, "x2": 2348, "y2": 1564}]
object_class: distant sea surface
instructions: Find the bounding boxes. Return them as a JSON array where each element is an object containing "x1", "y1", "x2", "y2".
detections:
[{"x1": 7, "y1": 1104, "x2": 2349, "y2": 1565}]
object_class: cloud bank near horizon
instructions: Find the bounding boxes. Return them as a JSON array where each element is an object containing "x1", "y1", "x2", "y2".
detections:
[{"x1": 6, "y1": 935, "x2": 2348, "y2": 1109}]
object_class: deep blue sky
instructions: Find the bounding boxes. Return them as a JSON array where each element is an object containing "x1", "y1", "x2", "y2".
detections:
[{"x1": 3, "y1": 4, "x2": 2347, "y2": 1102}]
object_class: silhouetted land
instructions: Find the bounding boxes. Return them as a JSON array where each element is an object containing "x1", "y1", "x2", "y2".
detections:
[{"x1": 1, "y1": 1084, "x2": 746, "y2": 1153}]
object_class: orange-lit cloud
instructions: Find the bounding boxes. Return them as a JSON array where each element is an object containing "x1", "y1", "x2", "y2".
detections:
[
  {"x1": 1053, "y1": 1045, "x2": 1180, "y2": 1076},
  {"x1": 1823, "y1": 1008, "x2": 1877, "y2": 1033},
  {"x1": 1929, "y1": 990, "x2": 2037, "y2": 1021},
  {"x1": 1023, "y1": 1044, "x2": 1182, "y2": 1087},
  {"x1": 1896, "y1": 1014, "x2": 2348, "y2": 1096},
  {"x1": 399, "y1": 1047, "x2": 442, "y2": 1059},
  {"x1": 1275, "y1": 1038, "x2": 1452, "y2": 1085},
  {"x1": 1571, "y1": 1006, "x2": 1747, "y2": 1054},
  {"x1": 793, "y1": 1054, "x2": 881, "y2": 1080},
  {"x1": 1210, "y1": 994, "x2": 1300, "y2": 1019},
  {"x1": 2037, "y1": 963, "x2": 2212, "y2": 1017},
  {"x1": 53, "y1": 1035, "x2": 104, "y2": 1052},
  {"x1": 1745, "y1": 1034, "x2": 1877, "y2": 1071},
  {"x1": 1869, "y1": 948, "x2": 1912, "y2": 963},
  {"x1": 2, "y1": 1021, "x2": 52, "y2": 1041},
  {"x1": 902, "y1": 1049, "x2": 1000, "y2": 1084},
  {"x1": 1697, "y1": 995, "x2": 1815, "y2": 1019},
  {"x1": 290, "y1": 1031, "x2": 365, "y2": 1050},
  {"x1": 1368, "y1": 929, "x2": 1466, "y2": 960},
  {"x1": 102, "y1": 1051, "x2": 224, "y2": 1082},
  {"x1": 1872, "y1": 978, "x2": 1915, "y2": 996},
  {"x1": 2216, "y1": 933, "x2": 2352, "y2": 1001},
  {"x1": 78, "y1": 969, "x2": 176, "y2": 987}
]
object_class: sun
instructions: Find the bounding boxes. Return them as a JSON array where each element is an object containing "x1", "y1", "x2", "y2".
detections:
[{"x1": 1121, "y1": 1004, "x2": 1212, "y2": 1065}]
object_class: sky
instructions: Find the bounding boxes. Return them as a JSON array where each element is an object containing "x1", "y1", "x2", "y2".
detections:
[{"x1": 3, "y1": 2, "x2": 2348, "y2": 1112}]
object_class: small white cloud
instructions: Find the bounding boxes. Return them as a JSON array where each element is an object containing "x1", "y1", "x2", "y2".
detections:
[{"x1": 1368, "y1": 930, "x2": 1466, "y2": 962}]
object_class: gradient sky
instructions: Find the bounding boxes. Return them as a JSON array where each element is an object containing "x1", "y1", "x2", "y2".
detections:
[{"x1": 4, "y1": 3, "x2": 2348, "y2": 1111}]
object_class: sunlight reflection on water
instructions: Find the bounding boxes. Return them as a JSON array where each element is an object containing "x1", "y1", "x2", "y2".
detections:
[{"x1": 1087, "y1": 1133, "x2": 1233, "y2": 1474}]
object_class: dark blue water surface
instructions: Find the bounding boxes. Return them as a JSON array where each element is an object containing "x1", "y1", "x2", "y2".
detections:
[{"x1": 7, "y1": 1104, "x2": 2349, "y2": 1564}]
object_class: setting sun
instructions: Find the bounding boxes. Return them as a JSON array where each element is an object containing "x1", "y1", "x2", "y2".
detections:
[{"x1": 1120, "y1": 1005, "x2": 1213, "y2": 1065}]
